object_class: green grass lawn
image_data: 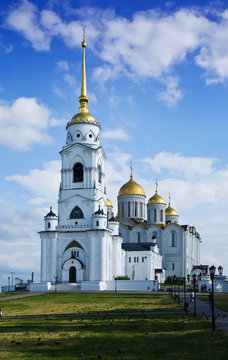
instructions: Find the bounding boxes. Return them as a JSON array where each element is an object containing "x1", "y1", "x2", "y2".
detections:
[
  {"x1": 0, "y1": 293, "x2": 227, "y2": 360},
  {"x1": 0, "y1": 293, "x2": 183, "y2": 316},
  {"x1": 197, "y1": 293, "x2": 228, "y2": 312}
]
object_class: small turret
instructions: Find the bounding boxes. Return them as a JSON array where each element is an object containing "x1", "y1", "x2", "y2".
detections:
[
  {"x1": 44, "y1": 207, "x2": 58, "y2": 231},
  {"x1": 92, "y1": 206, "x2": 107, "y2": 229}
]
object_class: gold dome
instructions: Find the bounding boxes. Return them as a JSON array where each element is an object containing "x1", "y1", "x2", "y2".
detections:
[
  {"x1": 107, "y1": 198, "x2": 113, "y2": 207},
  {"x1": 118, "y1": 175, "x2": 145, "y2": 197},
  {"x1": 165, "y1": 205, "x2": 178, "y2": 216},
  {"x1": 148, "y1": 191, "x2": 166, "y2": 204}
]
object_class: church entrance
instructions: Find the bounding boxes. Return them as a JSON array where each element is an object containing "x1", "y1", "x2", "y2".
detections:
[{"x1": 69, "y1": 266, "x2": 76, "y2": 283}]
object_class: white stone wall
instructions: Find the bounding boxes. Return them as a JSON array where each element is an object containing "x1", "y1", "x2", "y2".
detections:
[{"x1": 118, "y1": 194, "x2": 146, "y2": 219}]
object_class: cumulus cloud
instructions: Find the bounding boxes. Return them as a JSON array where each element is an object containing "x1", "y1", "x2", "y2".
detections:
[
  {"x1": 102, "y1": 128, "x2": 130, "y2": 142},
  {"x1": 6, "y1": 0, "x2": 51, "y2": 51},
  {"x1": 6, "y1": 2, "x2": 228, "y2": 103},
  {"x1": 6, "y1": 160, "x2": 61, "y2": 205},
  {"x1": 142, "y1": 152, "x2": 216, "y2": 178},
  {"x1": 0, "y1": 97, "x2": 62, "y2": 150}
]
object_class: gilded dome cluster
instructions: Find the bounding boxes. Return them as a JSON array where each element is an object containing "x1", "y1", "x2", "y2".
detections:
[
  {"x1": 118, "y1": 175, "x2": 145, "y2": 197},
  {"x1": 118, "y1": 175, "x2": 178, "y2": 217}
]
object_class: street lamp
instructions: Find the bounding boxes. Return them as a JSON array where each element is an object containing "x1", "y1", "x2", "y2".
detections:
[
  {"x1": 183, "y1": 277, "x2": 187, "y2": 310},
  {"x1": 187, "y1": 274, "x2": 190, "y2": 283},
  {"x1": 218, "y1": 265, "x2": 223, "y2": 276},
  {"x1": 192, "y1": 274, "x2": 196, "y2": 317},
  {"x1": 209, "y1": 265, "x2": 216, "y2": 332}
]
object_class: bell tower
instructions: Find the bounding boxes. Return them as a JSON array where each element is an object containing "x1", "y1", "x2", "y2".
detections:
[{"x1": 58, "y1": 29, "x2": 107, "y2": 230}]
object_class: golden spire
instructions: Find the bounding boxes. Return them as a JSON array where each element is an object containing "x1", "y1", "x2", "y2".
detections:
[
  {"x1": 78, "y1": 28, "x2": 89, "y2": 114},
  {"x1": 168, "y1": 192, "x2": 171, "y2": 206}
]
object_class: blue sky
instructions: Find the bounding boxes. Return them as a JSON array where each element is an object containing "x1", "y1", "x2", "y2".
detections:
[{"x1": 1, "y1": 0, "x2": 228, "y2": 285}]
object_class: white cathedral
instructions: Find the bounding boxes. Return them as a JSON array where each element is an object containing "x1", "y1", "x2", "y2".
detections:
[{"x1": 38, "y1": 34, "x2": 201, "y2": 291}]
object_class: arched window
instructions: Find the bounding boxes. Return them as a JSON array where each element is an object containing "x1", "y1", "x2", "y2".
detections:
[
  {"x1": 70, "y1": 206, "x2": 84, "y2": 219},
  {"x1": 48, "y1": 222, "x2": 51, "y2": 229},
  {"x1": 128, "y1": 202, "x2": 130, "y2": 217},
  {"x1": 140, "y1": 203, "x2": 143, "y2": 217},
  {"x1": 122, "y1": 203, "x2": 124, "y2": 217},
  {"x1": 135, "y1": 202, "x2": 138, "y2": 217},
  {"x1": 96, "y1": 220, "x2": 99, "y2": 226},
  {"x1": 98, "y1": 165, "x2": 102, "y2": 183},
  {"x1": 160, "y1": 209, "x2": 163, "y2": 222},
  {"x1": 148, "y1": 210, "x2": 150, "y2": 222},
  {"x1": 73, "y1": 163, "x2": 83, "y2": 182},
  {"x1": 154, "y1": 209, "x2": 157, "y2": 222}
]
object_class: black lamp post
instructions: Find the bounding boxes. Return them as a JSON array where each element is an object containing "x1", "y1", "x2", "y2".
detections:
[
  {"x1": 53, "y1": 276, "x2": 58, "y2": 293},
  {"x1": 177, "y1": 278, "x2": 180, "y2": 304},
  {"x1": 192, "y1": 274, "x2": 196, "y2": 317},
  {"x1": 183, "y1": 277, "x2": 187, "y2": 310},
  {"x1": 218, "y1": 265, "x2": 223, "y2": 276},
  {"x1": 209, "y1": 265, "x2": 216, "y2": 332}
]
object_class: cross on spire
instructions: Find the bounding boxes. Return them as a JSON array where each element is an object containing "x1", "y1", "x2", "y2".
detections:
[
  {"x1": 155, "y1": 179, "x2": 158, "y2": 193},
  {"x1": 83, "y1": 28, "x2": 86, "y2": 42},
  {"x1": 130, "y1": 161, "x2": 133, "y2": 178},
  {"x1": 168, "y1": 192, "x2": 171, "y2": 205}
]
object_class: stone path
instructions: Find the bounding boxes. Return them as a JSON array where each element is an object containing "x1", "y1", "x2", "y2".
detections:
[
  {"x1": 179, "y1": 293, "x2": 228, "y2": 332},
  {"x1": 0, "y1": 292, "x2": 44, "y2": 301}
]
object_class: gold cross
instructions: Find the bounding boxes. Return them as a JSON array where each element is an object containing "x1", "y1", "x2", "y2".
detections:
[{"x1": 83, "y1": 28, "x2": 86, "y2": 41}]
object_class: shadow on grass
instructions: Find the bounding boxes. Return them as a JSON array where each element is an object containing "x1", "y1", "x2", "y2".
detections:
[{"x1": 0, "y1": 316, "x2": 228, "y2": 360}]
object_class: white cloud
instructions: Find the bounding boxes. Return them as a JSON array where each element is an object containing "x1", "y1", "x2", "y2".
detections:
[
  {"x1": 158, "y1": 76, "x2": 182, "y2": 106},
  {"x1": 6, "y1": 160, "x2": 61, "y2": 205},
  {"x1": 6, "y1": 0, "x2": 51, "y2": 51},
  {"x1": 56, "y1": 60, "x2": 70, "y2": 72},
  {"x1": 142, "y1": 152, "x2": 216, "y2": 178},
  {"x1": 0, "y1": 97, "x2": 62, "y2": 150},
  {"x1": 102, "y1": 128, "x2": 130, "y2": 142},
  {"x1": 7, "y1": 3, "x2": 228, "y2": 101}
]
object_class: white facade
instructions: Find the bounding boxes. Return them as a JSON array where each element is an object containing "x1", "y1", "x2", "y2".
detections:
[{"x1": 39, "y1": 36, "x2": 200, "y2": 289}]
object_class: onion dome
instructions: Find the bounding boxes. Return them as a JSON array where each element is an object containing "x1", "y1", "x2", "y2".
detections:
[
  {"x1": 165, "y1": 204, "x2": 178, "y2": 216},
  {"x1": 45, "y1": 207, "x2": 57, "y2": 217},
  {"x1": 67, "y1": 29, "x2": 100, "y2": 128},
  {"x1": 148, "y1": 190, "x2": 166, "y2": 204},
  {"x1": 106, "y1": 198, "x2": 113, "y2": 207},
  {"x1": 118, "y1": 174, "x2": 145, "y2": 197}
]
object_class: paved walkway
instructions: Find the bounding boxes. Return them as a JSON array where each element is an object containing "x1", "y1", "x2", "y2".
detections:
[
  {"x1": 0, "y1": 292, "x2": 44, "y2": 301},
  {"x1": 179, "y1": 293, "x2": 228, "y2": 332}
]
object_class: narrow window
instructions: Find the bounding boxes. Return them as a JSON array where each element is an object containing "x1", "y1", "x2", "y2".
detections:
[
  {"x1": 129, "y1": 257, "x2": 131, "y2": 263},
  {"x1": 148, "y1": 210, "x2": 150, "y2": 222},
  {"x1": 128, "y1": 202, "x2": 130, "y2": 217},
  {"x1": 137, "y1": 232, "x2": 141, "y2": 243},
  {"x1": 160, "y1": 209, "x2": 163, "y2": 222},
  {"x1": 135, "y1": 202, "x2": 138, "y2": 217},
  {"x1": 142, "y1": 257, "x2": 144, "y2": 262},
  {"x1": 171, "y1": 231, "x2": 176, "y2": 247},
  {"x1": 77, "y1": 251, "x2": 79, "y2": 257},
  {"x1": 73, "y1": 163, "x2": 83, "y2": 182},
  {"x1": 134, "y1": 257, "x2": 136, "y2": 263},
  {"x1": 48, "y1": 222, "x2": 51, "y2": 229},
  {"x1": 172, "y1": 263, "x2": 175, "y2": 270},
  {"x1": 137, "y1": 257, "x2": 139, "y2": 262},
  {"x1": 96, "y1": 220, "x2": 99, "y2": 226},
  {"x1": 70, "y1": 206, "x2": 84, "y2": 219},
  {"x1": 98, "y1": 165, "x2": 102, "y2": 183},
  {"x1": 122, "y1": 203, "x2": 124, "y2": 217},
  {"x1": 154, "y1": 209, "x2": 157, "y2": 222},
  {"x1": 140, "y1": 202, "x2": 143, "y2": 217}
]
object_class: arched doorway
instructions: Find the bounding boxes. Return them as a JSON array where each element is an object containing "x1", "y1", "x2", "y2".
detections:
[{"x1": 69, "y1": 266, "x2": 76, "y2": 283}]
